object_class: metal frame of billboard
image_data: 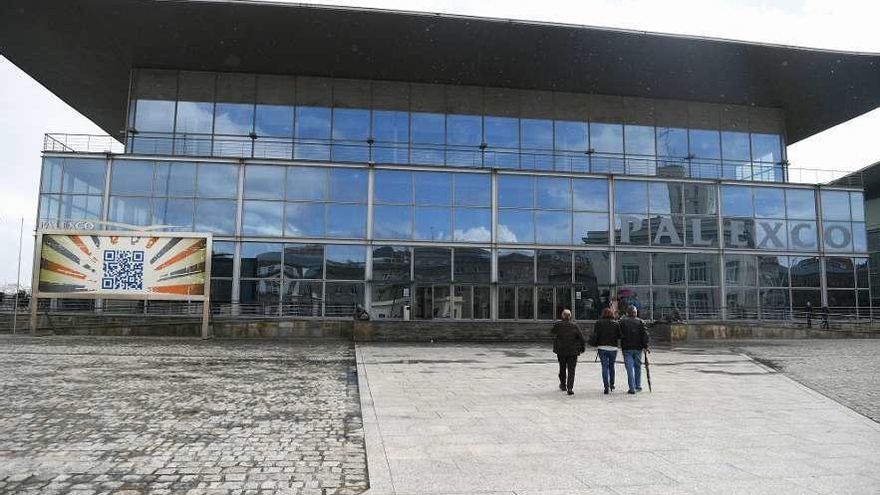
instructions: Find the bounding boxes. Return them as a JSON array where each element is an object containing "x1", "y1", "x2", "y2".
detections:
[{"x1": 29, "y1": 230, "x2": 213, "y2": 338}]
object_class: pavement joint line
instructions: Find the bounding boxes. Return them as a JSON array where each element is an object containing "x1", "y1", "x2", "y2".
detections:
[{"x1": 356, "y1": 344, "x2": 396, "y2": 495}]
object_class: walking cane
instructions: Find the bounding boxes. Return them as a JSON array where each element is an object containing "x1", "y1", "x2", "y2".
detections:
[{"x1": 643, "y1": 348, "x2": 653, "y2": 392}]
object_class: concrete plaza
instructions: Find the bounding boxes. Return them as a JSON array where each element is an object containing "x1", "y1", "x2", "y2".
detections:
[
  {"x1": 1, "y1": 336, "x2": 879, "y2": 495},
  {"x1": 357, "y1": 343, "x2": 880, "y2": 495}
]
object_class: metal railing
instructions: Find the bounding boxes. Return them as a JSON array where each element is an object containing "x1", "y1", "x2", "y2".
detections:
[
  {"x1": 44, "y1": 133, "x2": 125, "y2": 154},
  {"x1": 43, "y1": 133, "x2": 863, "y2": 186},
  {"x1": 4, "y1": 302, "x2": 878, "y2": 333}
]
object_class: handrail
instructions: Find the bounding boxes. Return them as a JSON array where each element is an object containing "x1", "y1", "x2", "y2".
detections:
[
  {"x1": 43, "y1": 133, "x2": 124, "y2": 154},
  {"x1": 44, "y1": 132, "x2": 864, "y2": 186}
]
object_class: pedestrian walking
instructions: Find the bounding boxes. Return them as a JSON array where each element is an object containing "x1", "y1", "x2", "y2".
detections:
[
  {"x1": 589, "y1": 308, "x2": 621, "y2": 395},
  {"x1": 805, "y1": 301, "x2": 813, "y2": 328},
  {"x1": 821, "y1": 305, "x2": 830, "y2": 329},
  {"x1": 619, "y1": 306, "x2": 650, "y2": 394},
  {"x1": 551, "y1": 309, "x2": 586, "y2": 396}
]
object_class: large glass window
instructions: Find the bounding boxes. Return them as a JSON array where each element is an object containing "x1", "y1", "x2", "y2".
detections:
[
  {"x1": 454, "y1": 174, "x2": 490, "y2": 207},
  {"x1": 454, "y1": 248, "x2": 491, "y2": 283},
  {"x1": 821, "y1": 190, "x2": 851, "y2": 221},
  {"x1": 689, "y1": 129, "x2": 721, "y2": 159},
  {"x1": 498, "y1": 249, "x2": 534, "y2": 283},
  {"x1": 111, "y1": 160, "x2": 154, "y2": 196},
  {"x1": 244, "y1": 165, "x2": 285, "y2": 200},
  {"x1": 197, "y1": 164, "x2": 239, "y2": 198},
  {"x1": 721, "y1": 186, "x2": 753, "y2": 217},
  {"x1": 372, "y1": 246, "x2": 411, "y2": 282},
  {"x1": 375, "y1": 170, "x2": 413, "y2": 204},
  {"x1": 414, "y1": 247, "x2": 452, "y2": 282}
]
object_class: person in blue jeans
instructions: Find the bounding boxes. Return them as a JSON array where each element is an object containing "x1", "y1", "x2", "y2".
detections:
[
  {"x1": 589, "y1": 308, "x2": 621, "y2": 394},
  {"x1": 619, "y1": 305, "x2": 650, "y2": 394}
]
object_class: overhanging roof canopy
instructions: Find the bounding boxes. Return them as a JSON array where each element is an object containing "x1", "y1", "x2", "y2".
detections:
[{"x1": 2, "y1": 0, "x2": 878, "y2": 142}]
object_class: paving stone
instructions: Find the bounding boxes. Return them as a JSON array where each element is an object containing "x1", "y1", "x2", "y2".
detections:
[{"x1": 0, "y1": 335, "x2": 367, "y2": 495}]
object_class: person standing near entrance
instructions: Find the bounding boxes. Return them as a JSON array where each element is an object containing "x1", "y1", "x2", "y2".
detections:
[
  {"x1": 590, "y1": 308, "x2": 621, "y2": 395},
  {"x1": 821, "y1": 305, "x2": 830, "y2": 329},
  {"x1": 619, "y1": 306, "x2": 650, "y2": 394},
  {"x1": 551, "y1": 309, "x2": 586, "y2": 396},
  {"x1": 805, "y1": 301, "x2": 813, "y2": 328}
]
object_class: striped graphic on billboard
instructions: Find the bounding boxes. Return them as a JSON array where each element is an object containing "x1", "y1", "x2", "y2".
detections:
[{"x1": 38, "y1": 234, "x2": 207, "y2": 297}]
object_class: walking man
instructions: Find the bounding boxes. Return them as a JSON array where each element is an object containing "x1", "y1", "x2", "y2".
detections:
[
  {"x1": 551, "y1": 309, "x2": 586, "y2": 396},
  {"x1": 821, "y1": 305, "x2": 830, "y2": 329},
  {"x1": 619, "y1": 306, "x2": 650, "y2": 394}
]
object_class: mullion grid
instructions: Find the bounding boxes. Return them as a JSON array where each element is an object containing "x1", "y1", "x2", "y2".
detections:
[{"x1": 131, "y1": 70, "x2": 788, "y2": 178}]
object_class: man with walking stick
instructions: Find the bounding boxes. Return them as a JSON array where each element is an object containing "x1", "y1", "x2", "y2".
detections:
[{"x1": 619, "y1": 306, "x2": 650, "y2": 394}]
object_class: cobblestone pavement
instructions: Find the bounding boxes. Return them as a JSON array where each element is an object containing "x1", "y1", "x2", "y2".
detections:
[
  {"x1": 0, "y1": 336, "x2": 367, "y2": 495},
  {"x1": 719, "y1": 339, "x2": 880, "y2": 424}
]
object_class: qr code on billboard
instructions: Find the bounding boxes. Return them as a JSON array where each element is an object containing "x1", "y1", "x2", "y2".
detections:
[{"x1": 102, "y1": 250, "x2": 145, "y2": 290}]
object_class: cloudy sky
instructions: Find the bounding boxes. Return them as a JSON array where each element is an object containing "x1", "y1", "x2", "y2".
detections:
[{"x1": 0, "y1": 0, "x2": 878, "y2": 288}]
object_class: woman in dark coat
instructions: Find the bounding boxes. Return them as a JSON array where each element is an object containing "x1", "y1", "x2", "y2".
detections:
[
  {"x1": 551, "y1": 309, "x2": 586, "y2": 396},
  {"x1": 590, "y1": 308, "x2": 621, "y2": 394}
]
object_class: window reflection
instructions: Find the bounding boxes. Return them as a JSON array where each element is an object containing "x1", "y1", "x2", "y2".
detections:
[
  {"x1": 535, "y1": 211, "x2": 571, "y2": 245},
  {"x1": 573, "y1": 213, "x2": 609, "y2": 245},
  {"x1": 155, "y1": 162, "x2": 196, "y2": 197},
  {"x1": 785, "y1": 189, "x2": 815, "y2": 219},
  {"x1": 195, "y1": 199, "x2": 237, "y2": 234},
  {"x1": 821, "y1": 190, "x2": 851, "y2": 221},
  {"x1": 112, "y1": 161, "x2": 154, "y2": 196},
  {"x1": 454, "y1": 174, "x2": 490, "y2": 207},
  {"x1": 374, "y1": 205, "x2": 412, "y2": 239},
  {"x1": 242, "y1": 201, "x2": 283, "y2": 236},
  {"x1": 689, "y1": 129, "x2": 721, "y2": 159},
  {"x1": 498, "y1": 210, "x2": 534, "y2": 244},
  {"x1": 454, "y1": 208, "x2": 491, "y2": 242},
  {"x1": 244, "y1": 165, "x2": 285, "y2": 200},
  {"x1": 751, "y1": 133, "x2": 781, "y2": 163},
  {"x1": 536, "y1": 177, "x2": 571, "y2": 210},
  {"x1": 329, "y1": 168, "x2": 367, "y2": 203},
  {"x1": 283, "y1": 244, "x2": 324, "y2": 279},
  {"x1": 372, "y1": 246, "x2": 411, "y2": 282},
  {"x1": 197, "y1": 164, "x2": 239, "y2": 198},
  {"x1": 498, "y1": 176, "x2": 533, "y2": 208},
  {"x1": 721, "y1": 186, "x2": 753, "y2": 217},
  {"x1": 285, "y1": 203, "x2": 324, "y2": 237},
  {"x1": 572, "y1": 179, "x2": 608, "y2": 211},
  {"x1": 240, "y1": 242, "x2": 283, "y2": 278},
  {"x1": 414, "y1": 247, "x2": 452, "y2": 282},
  {"x1": 414, "y1": 207, "x2": 452, "y2": 241},
  {"x1": 326, "y1": 204, "x2": 365, "y2": 238},
  {"x1": 614, "y1": 181, "x2": 648, "y2": 214},
  {"x1": 287, "y1": 166, "x2": 327, "y2": 201},
  {"x1": 374, "y1": 170, "x2": 413, "y2": 204},
  {"x1": 415, "y1": 172, "x2": 452, "y2": 205},
  {"x1": 498, "y1": 249, "x2": 534, "y2": 283},
  {"x1": 454, "y1": 248, "x2": 491, "y2": 283}
]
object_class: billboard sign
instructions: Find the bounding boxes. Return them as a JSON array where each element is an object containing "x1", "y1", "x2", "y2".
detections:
[{"x1": 36, "y1": 232, "x2": 210, "y2": 299}]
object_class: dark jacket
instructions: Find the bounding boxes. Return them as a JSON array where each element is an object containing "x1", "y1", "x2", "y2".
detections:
[
  {"x1": 590, "y1": 319, "x2": 620, "y2": 347},
  {"x1": 552, "y1": 321, "x2": 586, "y2": 357},
  {"x1": 619, "y1": 316, "x2": 650, "y2": 350}
]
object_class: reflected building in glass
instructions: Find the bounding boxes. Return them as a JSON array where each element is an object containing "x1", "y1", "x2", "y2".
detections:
[{"x1": 11, "y1": 1, "x2": 877, "y2": 323}]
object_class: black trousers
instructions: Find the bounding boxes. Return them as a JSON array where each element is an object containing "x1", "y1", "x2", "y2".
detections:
[{"x1": 557, "y1": 354, "x2": 578, "y2": 391}]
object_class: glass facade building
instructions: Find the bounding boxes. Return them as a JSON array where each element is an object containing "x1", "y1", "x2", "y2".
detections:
[{"x1": 36, "y1": 70, "x2": 871, "y2": 321}]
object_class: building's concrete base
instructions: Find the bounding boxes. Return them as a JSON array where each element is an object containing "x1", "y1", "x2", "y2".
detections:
[
  {"x1": 212, "y1": 319, "x2": 353, "y2": 339},
  {"x1": 17, "y1": 314, "x2": 880, "y2": 341},
  {"x1": 671, "y1": 322, "x2": 879, "y2": 341}
]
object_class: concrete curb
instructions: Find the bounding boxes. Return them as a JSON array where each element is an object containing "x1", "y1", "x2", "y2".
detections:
[{"x1": 355, "y1": 344, "x2": 396, "y2": 495}]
